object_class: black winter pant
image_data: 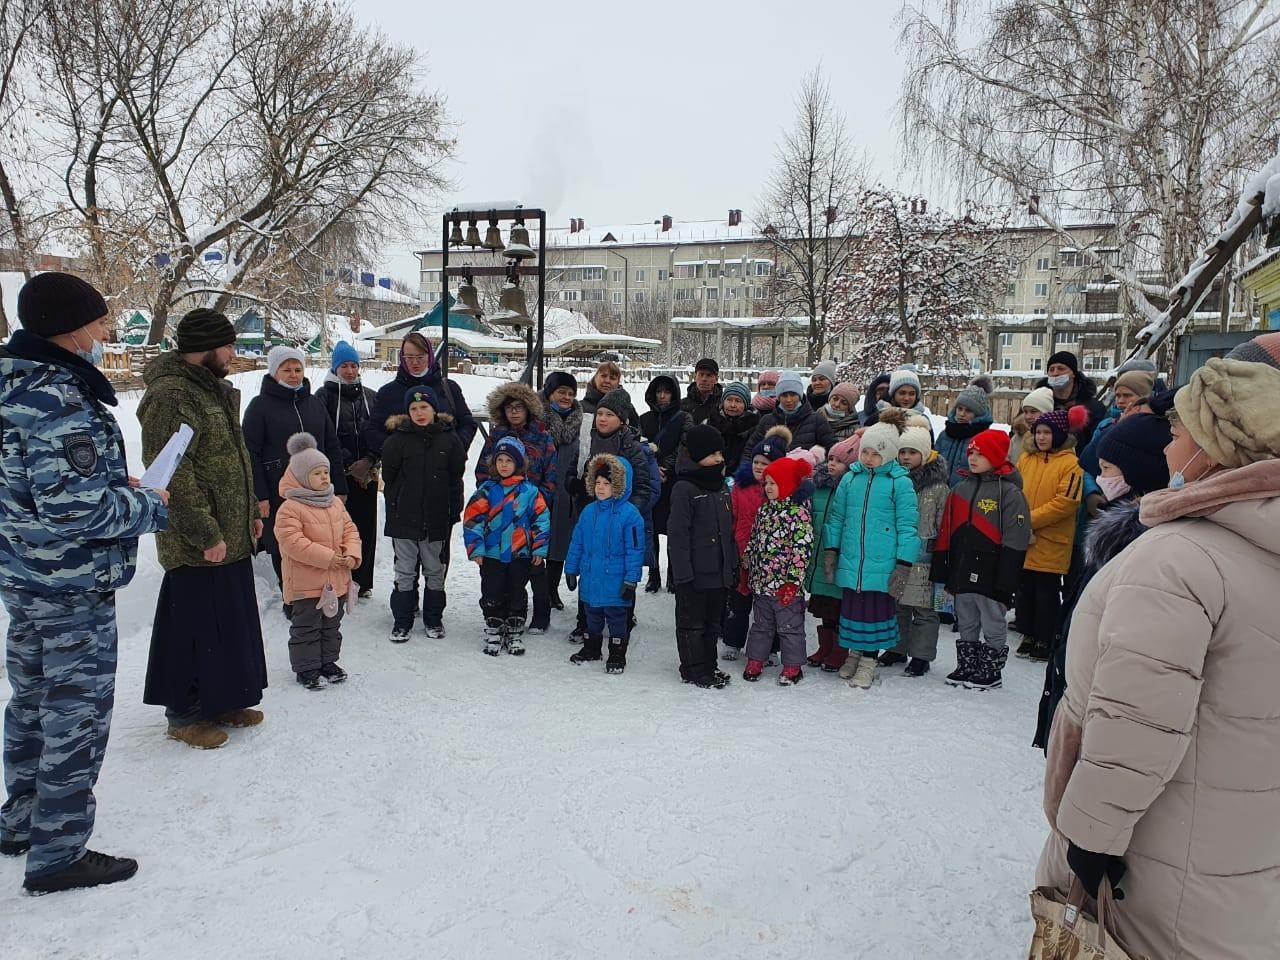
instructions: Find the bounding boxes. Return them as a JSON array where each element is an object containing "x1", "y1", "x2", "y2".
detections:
[
  {"x1": 344, "y1": 479, "x2": 379, "y2": 591},
  {"x1": 1016, "y1": 569, "x2": 1063, "y2": 646},
  {"x1": 479, "y1": 559, "x2": 532, "y2": 626},
  {"x1": 675, "y1": 585, "x2": 727, "y2": 682},
  {"x1": 721, "y1": 588, "x2": 753, "y2": 650}
]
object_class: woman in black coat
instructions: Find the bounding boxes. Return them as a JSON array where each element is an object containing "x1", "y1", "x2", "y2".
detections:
[
  {"x1": 737, "y1": 376, "x2": 835, "y2": 466},
  {"x1": 242, "y1": 347, "x2": 347, "y2": 607},
  {"x1": 363, "y1": 331, "x2": 477, "y2": 459},
  {"x1": 638, "y1": 375, "x2": 691, "y2": 591},
  {"x1": 321, "y1": 343, "x2": 378, "y2": 596}
]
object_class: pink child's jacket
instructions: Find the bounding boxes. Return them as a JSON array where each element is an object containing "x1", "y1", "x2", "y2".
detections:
[{"x1": 275, "y1": 468, "x2": 361, "y2": 602}]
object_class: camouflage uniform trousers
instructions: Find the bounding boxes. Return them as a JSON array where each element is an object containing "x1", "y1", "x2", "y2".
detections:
[{"x1": 1, "y1": 588, "x2": 117, "y2": 880}]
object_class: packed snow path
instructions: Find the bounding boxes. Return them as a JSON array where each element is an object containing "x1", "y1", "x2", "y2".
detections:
[{"x1": 0, "y1": 370, "x2": 1046, "y2": 958}]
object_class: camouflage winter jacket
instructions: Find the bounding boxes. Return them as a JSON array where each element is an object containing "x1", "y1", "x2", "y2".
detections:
[
  {"x1": 0, "y1": 330, "x2": 168, "y2": 595},
  {"x1": 138, "y1": 351, "x2": 258, "y2": 571}
]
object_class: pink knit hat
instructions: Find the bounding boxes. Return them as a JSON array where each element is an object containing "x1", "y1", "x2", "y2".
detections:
[{"x1": 828, "y1": 431, "x2": 862, "y2": 465}]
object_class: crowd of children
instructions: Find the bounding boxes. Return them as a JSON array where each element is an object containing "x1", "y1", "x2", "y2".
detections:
[{"x1": 288, "y1": 347, "x2": 1178, "y2": 700}]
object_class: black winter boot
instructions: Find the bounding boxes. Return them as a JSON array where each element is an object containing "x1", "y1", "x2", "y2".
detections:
[
  {"x1": 389, "y1": 589, "x2": 416, "y2": 642},
  {"x1": 23, "y1": 850, "x2": 138, "y2": 894},
  {"x1": 606, "y1": 639, "x2": 628, "y2": 674},
  {"x1": 483, "y1": 617, "x2": 504, "y2": 656},
  {"x1": 423, "y1": 589, "x2": 447, "y2": 638},
  {"x1": 964, "y1": 644, "x2": 1007, "y2": 690},
  {"x1": 570, "y1": 635, "x2": 603, "y2": 664},
  {"x1": 505, "y1": 616, "x2": 526, "y2": 656},
  {"x1": 946, "y1": 641, "x2": 979, "y2": 686},
  {"x1": 645, "y1": 567, "x2": 662, "y2": 593}
]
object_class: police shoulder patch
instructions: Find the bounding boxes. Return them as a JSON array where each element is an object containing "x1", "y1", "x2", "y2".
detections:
[{"x1": 63, "y1": 433, "x2": 99, "y2": 478}]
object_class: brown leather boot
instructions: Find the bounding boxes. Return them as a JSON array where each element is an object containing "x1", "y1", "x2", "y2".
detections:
[
  {"x1": 166, "y1": 722, "x2": 229, "y2": 750},
  {"x1": 213, "y1": 708, "x2": 264, "y2": 727}
]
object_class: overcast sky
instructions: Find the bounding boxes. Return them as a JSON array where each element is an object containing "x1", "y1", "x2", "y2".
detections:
[{"x1": 356, "y1": 0, "x2": 918, "y2": 285}]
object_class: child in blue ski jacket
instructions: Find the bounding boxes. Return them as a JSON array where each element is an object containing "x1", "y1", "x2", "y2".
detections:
[
  {"x1": 564, "y1": 453, "x2": 645, "y2": 674},
  {"x1": 463, "y1": 436, "x2": 550, "y2": 656}
]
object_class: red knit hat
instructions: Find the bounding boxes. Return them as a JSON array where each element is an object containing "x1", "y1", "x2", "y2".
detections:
[
  {"x1": 968, "y1": 428, "x2": 1011, "y2": 469},
  {"x1": 763, "y1": 456, "x2": 813, "y2": 501}
]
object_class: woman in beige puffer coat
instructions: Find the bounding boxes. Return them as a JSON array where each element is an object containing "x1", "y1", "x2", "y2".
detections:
[{"x1": 1037, "y1": 353, "x2": 1280, "y2": 960}]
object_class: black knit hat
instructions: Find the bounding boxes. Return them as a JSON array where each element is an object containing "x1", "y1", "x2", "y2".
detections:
[
  {"x1": 596, "y1": 389, "x2": 632, "y2": 421},
  {"x1": 694, "y1": 357, "x2": 720, "y2": 376},
  {"x1": 175, "y1": 308, "x2": 236, "y2": 353},
  {"x1": 1097, "y1": 413, "x2": 1172, "y2": 496},
  {"x1": 541, "y1": 370, "x2": 577, "y2": 397},
  {"x1": 17, "y1": 272, "x2": 108, "y2": 338},
  {"x1": 684, "y1": 424, "x2": 724, "y2": 462},
  {"x1": 1046, "y1": 350, "x2": 1080, "y2": 376}
]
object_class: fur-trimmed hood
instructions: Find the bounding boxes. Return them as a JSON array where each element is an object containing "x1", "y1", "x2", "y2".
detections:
[
  {"x1": 486, "y1": 381, "x2": 544, "y2": 428},
  {"x1": 386, "y1": 412, "x2": 455, "y2": 433},
  {"x1": 1084, "y1": 499, "x2": 1147, "y2": 570},
  {"x1": 586, "y1": 453, "x2": 629, "y2": 500},
  {"x1": 909, "y1": 455, "x2": 950, "y2": 493}
]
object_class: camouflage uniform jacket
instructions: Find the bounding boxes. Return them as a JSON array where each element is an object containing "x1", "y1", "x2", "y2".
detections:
[
  {"x1": 138, "y1": 351, "x2": 258, "y2": 570},
  {"x1": 0, "y1": 330, "x2": 168, "y2": 595}
]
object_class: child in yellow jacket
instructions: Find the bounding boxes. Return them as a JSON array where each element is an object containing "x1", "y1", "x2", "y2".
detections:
[{"x1": 1014, "y1": 408, "x2": 1085, "y2": 662}]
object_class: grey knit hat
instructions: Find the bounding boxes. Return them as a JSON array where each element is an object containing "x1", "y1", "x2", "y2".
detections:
[
  {"x1": 953, "y1": 385, "x2": 991, "y2": 419},
  {"x1": 286, "y1": 432, "x2": 330, "y2": 483}
]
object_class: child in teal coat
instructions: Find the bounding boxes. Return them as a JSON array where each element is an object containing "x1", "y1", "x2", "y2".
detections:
[{"x1": 821, "y1": 417, "x2": 920, "y2": 689}]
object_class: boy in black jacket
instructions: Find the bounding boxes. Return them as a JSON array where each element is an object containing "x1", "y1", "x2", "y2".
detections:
[
  {"x1": 930, "y1": 428, "x2": 1030, "y2": 690},
  {"x1": 667, "y1": 425, "x2": 737, "y2": 689},
  {"x1": 381, "y1": 386, "x2": 466, "y2": 642}
]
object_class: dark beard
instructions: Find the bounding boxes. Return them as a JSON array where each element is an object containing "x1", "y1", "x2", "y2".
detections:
[{"x1": 202, "y1": 351, "x2": 230, "y2": 378}]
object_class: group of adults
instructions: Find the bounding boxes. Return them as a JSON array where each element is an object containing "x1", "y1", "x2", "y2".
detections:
[{"x1": 2, "y1": 270, "x2": 1280, "y2": 960}]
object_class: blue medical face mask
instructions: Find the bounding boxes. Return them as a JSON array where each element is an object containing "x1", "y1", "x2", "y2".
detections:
[
  {"x1": 759, "y1": 387, "x2": 776, "y2": 398},
  {"x1": 289, "y1": 381, "x2": 306, "y2": 392},
  {"x1": 1168, "y1": 449, "x2": 1203, "y2": 490},
  {"x1": 550, "y1": 399, "x2": 571, "y2": 413},
  {"x1": 73, "y1": 332, "x2": 104, "y2": 366}
]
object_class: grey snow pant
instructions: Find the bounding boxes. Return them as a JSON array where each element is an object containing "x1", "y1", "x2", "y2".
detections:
[
  {"x1": 392, "y1": 538, "x2": 447, "y2": 592},
  {"x1": 953, "y1": 594, "x2": 1009, "y2": 654},
  {"x1": 746, "y1": 593, "x2": 807, "y2": 667},
  {"x1": 288, "y1": 597, "x2": 345, "y2": 673},
  {"x1": 894, "y1": 604, "x2": 941, "y2": 661}
]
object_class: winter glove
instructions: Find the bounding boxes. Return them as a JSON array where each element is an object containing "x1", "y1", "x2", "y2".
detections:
[
  {"x1": 736, "y1": 566, "x2": 750, "y2": 596},
  {"x1": 565, "y1": 573, "x2": 578, "y2": 591},
  {"x1": 777, "y1": 583, "x2": 799, "y2": 607},
  {"x1": 620, "y1": 582, "x2": 636, "y2": 601},
  {"x1": 347, "y1": 457, "x2": 375, "y2": 488},
  {"x1": 1067, "y1": 842, "x2": 1126, "y2": 901},
  {"x1": 822, "y1": 549, "x2": 838, "y2": 582},
  {"x1": 888, "y1": 562, "x2": 910, "y2": 601}
]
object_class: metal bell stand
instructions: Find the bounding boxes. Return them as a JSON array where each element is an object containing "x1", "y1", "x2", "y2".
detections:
[{"x1": 440, "y1": 205, "x2": 547, "y2": 388}]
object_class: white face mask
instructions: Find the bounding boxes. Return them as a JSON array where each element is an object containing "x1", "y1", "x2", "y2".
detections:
[
  {"x1": 1047, "y1": 374, "x2": 1071, "y2": 390},
  {"x1": 1097, "y1": 474, "x2": 1131, "y2": 502}
]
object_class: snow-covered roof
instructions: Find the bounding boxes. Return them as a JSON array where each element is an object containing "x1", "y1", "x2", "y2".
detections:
[
  {"x1": 991, "y1": 311, "x2": 1241, "y2": 327},
  {"x1": 1239, "y1": 247, "x2": 1280, "y2": 279},
  {"x1": 668, "y1": 315, "x2": 809, "y2": 330},
  {"x1": 334, "y1": 282, "x2": 418, "y2": 306}
]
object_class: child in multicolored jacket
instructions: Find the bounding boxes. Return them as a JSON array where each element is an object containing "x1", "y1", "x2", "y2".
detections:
[
  {"x1": 463, "y1": 436, "x2": 550, "y2": 656},
  {"x1": 742, "y1": 456, "x2": 815, "y2": 685}
]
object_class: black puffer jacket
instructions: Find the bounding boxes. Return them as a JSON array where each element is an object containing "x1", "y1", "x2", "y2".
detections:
[
  {"x1": 365, "y1": 364, "x2": 476, "y2": 458},
  {"x1": 380, "y1": 414, "x2": 466, "y2": 541},
  {"x1": 639, "y1": 376, "x2": 691, "y2": 474},
  {"x1": 681, "y1": 381, "x2": 723, "y2": 425},
  {"x1": 708, "y1": 408, "x2": 760, "y2": 468},
  {"x1": 738, "y1": 399, "x2": 835, "y2": 466},
  {"x1": 666, "y1": 452, "x2": 737, "y2": 589},
  {"x1": 242, "y1": 375, "x2": 348, "y2": 504},
  {"x1": 320, "y1": 374, "x2": 377, "y2": 471},
  {"x1": 861, "y1": 373, "x2": 891, "y2": 425}
]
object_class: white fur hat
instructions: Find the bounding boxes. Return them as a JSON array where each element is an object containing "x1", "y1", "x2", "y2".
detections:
[{"x1": 860, "y1": 422, "x2": 902, "y2": 461}]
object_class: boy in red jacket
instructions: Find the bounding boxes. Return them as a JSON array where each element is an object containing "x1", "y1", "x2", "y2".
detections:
[{"x1": 930, "y1": 429, "x2": 1031, "y2": 690}]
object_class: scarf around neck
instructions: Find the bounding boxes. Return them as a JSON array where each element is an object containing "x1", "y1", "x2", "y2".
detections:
[{"x1": 285, "y1": 483, "x2": 336, "y2": 508}]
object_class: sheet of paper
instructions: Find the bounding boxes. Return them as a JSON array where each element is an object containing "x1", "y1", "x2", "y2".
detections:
[{"x1": 139, "y1": 423, "x2": 194, "y2": 491}]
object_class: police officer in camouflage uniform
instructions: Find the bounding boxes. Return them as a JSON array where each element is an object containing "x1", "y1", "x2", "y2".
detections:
[{"x1": 0, "y1": 273, "x2": 170, "y2": 894}]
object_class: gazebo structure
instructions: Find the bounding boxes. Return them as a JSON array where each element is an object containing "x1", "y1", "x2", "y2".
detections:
[{"x1": 667, "y1": 316, "x2": 810, "y2": 367}]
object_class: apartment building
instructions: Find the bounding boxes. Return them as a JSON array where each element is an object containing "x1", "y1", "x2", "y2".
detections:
[{"x1": 418, "y1": 214, "x2": 1235, "y2": 373}]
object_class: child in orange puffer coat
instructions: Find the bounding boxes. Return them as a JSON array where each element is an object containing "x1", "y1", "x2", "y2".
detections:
[{"x1": 275, "y1": 432, "x2": 361, "y2": 689}]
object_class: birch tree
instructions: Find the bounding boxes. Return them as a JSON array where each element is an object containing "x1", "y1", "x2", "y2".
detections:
[
  {"x1": 755, "y1": 68, "x2": 865, "y2": 364},
  {"x1": 900, "y1": 0, "x2": 1280, "y2": 328},
  {"x1": 0, "y1": 0, "x2": 44, "y2": 336},
  {"x1": 827, "y1": 189, "x2": 1015, "y2": 384}
]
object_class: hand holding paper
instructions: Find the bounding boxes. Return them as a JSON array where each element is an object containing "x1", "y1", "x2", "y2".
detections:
[{"x1": 140, "y1": 424, "x2": 194, "y2": 491}]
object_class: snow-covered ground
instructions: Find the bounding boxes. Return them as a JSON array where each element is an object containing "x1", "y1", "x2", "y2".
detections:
[{"x1": 0, "y1": 368, "x2": 1048, "y2": 959}]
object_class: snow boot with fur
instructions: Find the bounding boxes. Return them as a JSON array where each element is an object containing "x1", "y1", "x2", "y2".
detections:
[
  {"x1": 847, "y1": 653, "x2": 877, "y2": 689},
  {"x1": 838, "y1": 650, "x2": 862, "y2": 680}
]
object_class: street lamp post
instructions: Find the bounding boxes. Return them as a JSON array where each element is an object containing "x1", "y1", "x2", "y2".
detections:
[{"x1": 608, "y1": 249, "x2": 630, "y2": 335}]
